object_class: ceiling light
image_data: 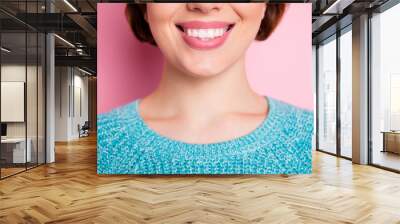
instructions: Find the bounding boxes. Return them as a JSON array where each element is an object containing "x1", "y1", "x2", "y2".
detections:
[
  {"x1": 1, "y1": 47, "x2": 11, "y2": 53},
  {"x1": 54, "y1": 34, "x2": 75, "y2": 48},
  {"x1": 63, "y1": 0, "x2": 78, "y2": 12},
  {"x1": 78, "y1": 67, "x2": 93, "y2": 76},
  {"x1": 322, "y1": 0, "x2": 355, "y2": 15}
]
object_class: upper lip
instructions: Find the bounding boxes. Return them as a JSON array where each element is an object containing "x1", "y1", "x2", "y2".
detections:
[{"x1": 175, "y1": 21, "x2": 235, "y2": 31}]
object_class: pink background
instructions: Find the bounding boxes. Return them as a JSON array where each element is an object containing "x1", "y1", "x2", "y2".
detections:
[{"x1": 98, "y1": 3, "x2": 313, "y2": 114}]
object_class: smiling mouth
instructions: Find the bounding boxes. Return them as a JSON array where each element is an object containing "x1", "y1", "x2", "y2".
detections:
[
  {"x1": 176, "y1": 23, "x2": 235, "y2": 41},
  {"x1": 175, "y1": 21, "x2": 235, "y2": 50}
]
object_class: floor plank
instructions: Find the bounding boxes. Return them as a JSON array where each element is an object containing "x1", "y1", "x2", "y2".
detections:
[{"x1": 1, "y1": 135, "x2": 400, "y2": 224}]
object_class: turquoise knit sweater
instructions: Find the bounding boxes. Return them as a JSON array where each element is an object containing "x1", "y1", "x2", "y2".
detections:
[{"x1": 97, "y1": 97, "x2": 314, "y2": 175}]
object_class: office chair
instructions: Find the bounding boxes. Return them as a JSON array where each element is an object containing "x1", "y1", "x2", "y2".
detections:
[{"x1": 79, "y1": 121, "x2": 90, "y2": 138}]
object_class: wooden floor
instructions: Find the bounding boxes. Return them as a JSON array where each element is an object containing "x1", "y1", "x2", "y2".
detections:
[
  {"x1": 1, "y1": 135, "x2": 400, "y2": 224},
  {"x1": 372, "y1": 150, "x2": 400, "y2": 171},
  {"x1": 1, "y1": 163, "x2": 44, "y2": 178},
  {"x1": 0, "y1": 167, "x2": 26, "y2": 178}
]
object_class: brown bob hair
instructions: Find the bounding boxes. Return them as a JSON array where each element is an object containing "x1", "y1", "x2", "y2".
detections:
[{"x1": 125, "y1": 3, "x2": 286, "y2": 46}]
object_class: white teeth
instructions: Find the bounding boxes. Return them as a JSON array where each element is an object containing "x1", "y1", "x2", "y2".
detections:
[
  {"x1": 193, "y1": 29, "x2": 198, "y2": 37},
  {"x1": 199, "y1": 29, "x2": 207, "y2": 38},
  {"x1": 185, "y1": 28, "x2": 227, "y2": 39}
]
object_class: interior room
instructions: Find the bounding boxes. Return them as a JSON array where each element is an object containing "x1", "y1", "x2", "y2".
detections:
[{"x1": 0, "y1": 0, "x2": 400, "y2": 223}]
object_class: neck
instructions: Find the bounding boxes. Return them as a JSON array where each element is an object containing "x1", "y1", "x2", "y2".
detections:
[{"x1": 144, "y1": 56, "x2": 265, "y2": 117}]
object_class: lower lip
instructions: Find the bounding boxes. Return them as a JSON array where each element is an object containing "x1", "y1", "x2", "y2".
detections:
[{"x1": 180, "y1": 28, "x2": 232, "y2": 50}]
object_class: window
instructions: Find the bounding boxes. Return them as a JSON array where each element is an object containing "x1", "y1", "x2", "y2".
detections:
[
  {"x1": 339, "y1": 27, "x2": 352, "y2": 158},
  {"x1": 371, "y1": 2, "x2": 400, "y2": 171},
  {"x1": 318, "y1": 36, "x2": 337, "y2": 154}
]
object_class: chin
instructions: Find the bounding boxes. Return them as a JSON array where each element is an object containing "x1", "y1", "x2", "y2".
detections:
[
  {"x1": 184, "y1": 66, "x2": 224, "y2": 78},
  {"x1": 179, "y1": 57, "x2": 227, "y2": 77}
]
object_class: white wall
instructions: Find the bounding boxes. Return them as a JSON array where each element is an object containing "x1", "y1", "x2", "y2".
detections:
[
  {"x1": 1, "y1": 65, "x2": 26, "y2": 134},
  {"x1": 55, "y1": 67, "x2": 89, "y2": 141},
  {"x1": 55, "y1": 66, "x2": 70, "y2": 141},
  {"x1": 72, "y1": 73, "x2": 89, "y2": 138},
  {"x1": 1, "y1": 65, "x2": 39, "y2": 137}
]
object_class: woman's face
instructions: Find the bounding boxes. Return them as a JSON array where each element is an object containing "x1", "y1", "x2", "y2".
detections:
[{"x1": 146, "y1": 3, "x2": 266, "y2": 77}]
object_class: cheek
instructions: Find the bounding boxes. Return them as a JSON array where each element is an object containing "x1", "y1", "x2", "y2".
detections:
[
  {"x1": 232, "y1": 4, "x2": 265, "y2": 31},
  {"x1": 146, "y1": 4, "x2": 180, "y2": 53},
  {"x1": 146, "y1": 4, "x2": 181, "y2": 36},
  {"x1": 147, "y1": 4, "x2": 176, "y2": 34},
  {"x1": 147, "y1": 3, "x2": 180, "y2": 20},
  {"x1": 227, "y1": 4, "x2": 265, "y2": 55}
]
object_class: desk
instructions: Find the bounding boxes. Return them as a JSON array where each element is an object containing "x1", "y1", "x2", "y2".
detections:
[
  {"x1": 381, "y1": 131, "x2": 400, "y2": 154},
  {"x1": 1, "y1": 138, "x2": 31, "y2": 163}
]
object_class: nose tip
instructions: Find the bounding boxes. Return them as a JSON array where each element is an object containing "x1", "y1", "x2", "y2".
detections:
[{"x1": 186, "y1": 3, "x2": 223, "y2": 14}]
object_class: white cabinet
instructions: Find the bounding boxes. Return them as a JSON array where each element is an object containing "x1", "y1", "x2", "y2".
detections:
[{"x1": 1, "y1": 138, "x2": 32, "y2": 163}]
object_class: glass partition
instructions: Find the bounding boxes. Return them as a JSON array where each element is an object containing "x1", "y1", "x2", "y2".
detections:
[
  {"x1": 1, "y1": 30, "x2": 28, "y2": 177},
  {"x1": 317, "y1": 35, "x2": 337, "y2": 154},
  {"x1": 27, "y1": 31, "x2": 38, "y2": 169},
  {"x1": 38, "y1": 32, "x2": 45, "y2": 165},
  {"x1": 0, "y1": 1, "x2": 46, "y2": 179}
]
